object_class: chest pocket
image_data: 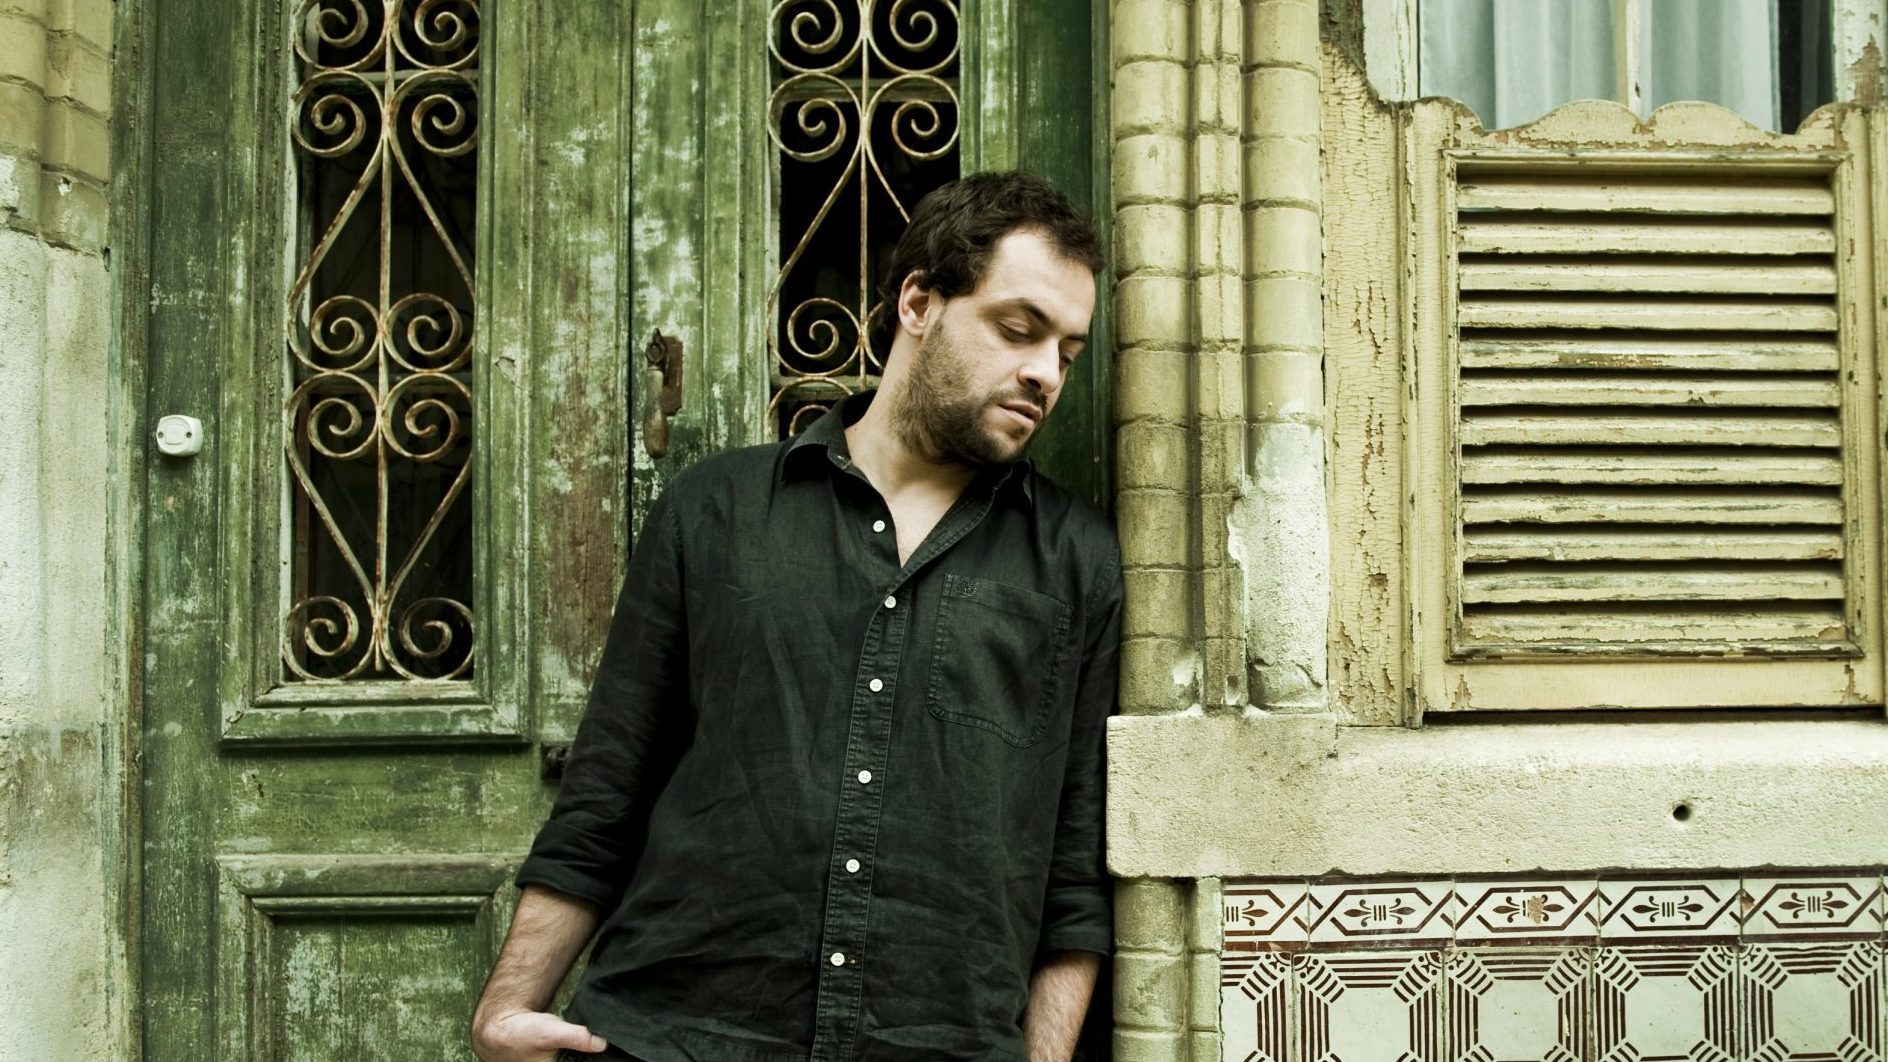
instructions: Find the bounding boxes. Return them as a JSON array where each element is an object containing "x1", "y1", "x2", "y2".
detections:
[{"x1": 926, "y1": 574, "x2": 1073, "y2": 747}]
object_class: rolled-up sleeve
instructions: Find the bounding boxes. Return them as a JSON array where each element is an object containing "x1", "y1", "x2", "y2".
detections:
[
  {"x1": 516, "y1": 490, "x2": 690, "y2": 910},
  {"x1": 1037, "y1": 543, "x2": 1122, "y2": 956}
]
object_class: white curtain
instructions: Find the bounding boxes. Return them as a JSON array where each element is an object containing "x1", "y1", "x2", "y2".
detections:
[
  {"x1": 1420, "y1": 0, "x2": 1783, "y2": 131},
  {"x1": 1641, "y1": 0, "x2": 1779, "y2": 129}
]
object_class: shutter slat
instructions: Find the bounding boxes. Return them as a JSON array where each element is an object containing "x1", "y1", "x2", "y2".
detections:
[
  {"x1": 1464, "y1": 528, "x2": 1843, "y2": 563},
  {"x1": 1462, "y1": 412, "x2": 1841, "y2": 448},
  {"x1": 1456, "y1": 176, "x2": 1835, "y2": 215},
  {"x1": 1457, "y1": 217, "x2": 1834, "y2": 256},
  {"x1": 1458, "y1": 257, "x2": 1836, "y2": 295},
  {"x1": 1459, "y1": 297, "x2": 1837, "y2": 332},
  {"x1": 1460, "y1": 336, "x2": 1838, "y2": 373},
  {"x1": 1463, "y1": 564, "x2": 1844, "y2": 604},
  {"x1": 1462, "y1": 490, "x2": 1843, "y2": 525},
  {"x1": 1462, "y1": 450, "x2": 1843, "y2": 486},
  {"x1": 1461, "y1": 374, "x2": 1839, "y2": 408},
  {"x1": 1463, "y1": 607, "x2": 1848, "y2": 646}
]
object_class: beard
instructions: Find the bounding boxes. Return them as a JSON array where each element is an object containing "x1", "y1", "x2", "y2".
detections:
[{"x1": 890, "y1": 314, "x2": 1043, "y2": 467}]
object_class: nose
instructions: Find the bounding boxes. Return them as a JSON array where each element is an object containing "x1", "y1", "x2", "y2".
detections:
[{"x1": 1017, "y1": 339, "x2": 1060, "y2": 398}]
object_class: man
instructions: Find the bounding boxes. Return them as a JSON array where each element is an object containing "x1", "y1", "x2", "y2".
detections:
[{"x1": 472, "y1": 171, "x2": 1121, "y2": 1062}]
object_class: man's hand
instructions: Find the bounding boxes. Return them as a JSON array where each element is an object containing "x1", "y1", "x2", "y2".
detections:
[
  {"x1": 471, "y1": 1007, "x2": 608, "y2": 1062},
  {"x1": 470, "y1": 885, "x2": 605, "y2": 1062}
]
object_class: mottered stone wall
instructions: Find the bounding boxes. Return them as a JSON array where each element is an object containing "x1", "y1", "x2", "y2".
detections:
[{"x1": 0, "y1": 0, "x2": 129, "y2": 1057}]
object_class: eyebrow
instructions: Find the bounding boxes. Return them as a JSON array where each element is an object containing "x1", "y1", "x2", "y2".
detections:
[{"x1": 993, "y1": 299, "x2": 1088, "y2": 345}]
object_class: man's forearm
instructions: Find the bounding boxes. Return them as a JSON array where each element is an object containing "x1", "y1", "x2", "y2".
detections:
[
  {"x1": 475, "y1": 884, "x2": 602, "y2": 1019},
  {"x1": 1022, "y1": 949, "x2": 1102, "y2": 1062}
]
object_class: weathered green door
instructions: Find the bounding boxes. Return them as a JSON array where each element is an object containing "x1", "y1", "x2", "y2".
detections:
[{"x1": 137, "y1": 1, "x2": 1103, "y2": 1057}]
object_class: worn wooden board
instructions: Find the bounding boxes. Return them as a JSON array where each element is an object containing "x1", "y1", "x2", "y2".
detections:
[{"x1": 1321, "y1": 42, "x2": 1405, "y2": 726}]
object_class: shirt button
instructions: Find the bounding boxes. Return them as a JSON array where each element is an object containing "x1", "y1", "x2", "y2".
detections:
[
  {"x1": 883, "y1": 595, "x2": 897, "y2": 609},
  {"x1": 857, "y1": 769, "x2": 873, "y2": 784},
  {"x1": 868, "y1": 678, "x2": 883, "y2": 693},
  {"x1": 845, "y1": 858, "x2": 861, "y2": 873},
  {"x1": 830, "y1": 951, "x2": 846, "y2": 966},
  {"x1": 872, "y1": 520, "x2": 886, "y2": 533}
]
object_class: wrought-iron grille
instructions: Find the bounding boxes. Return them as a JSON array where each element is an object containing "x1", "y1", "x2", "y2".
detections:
[
  {"x1": 767, "y1": 0, "x2": 961, "y2": 436},
  {"x1": 283, "y1": 0, "x2": 479, "y2": 681}
]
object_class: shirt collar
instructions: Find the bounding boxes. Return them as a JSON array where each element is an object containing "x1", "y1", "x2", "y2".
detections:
[{"x1": 781, "y1": 390, "x2": 1037, "y2": 509}]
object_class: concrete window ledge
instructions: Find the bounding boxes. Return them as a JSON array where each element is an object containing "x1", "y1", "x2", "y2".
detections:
[{"x1": 1107, "y1": 713, "x2": 1888, "y2": 878}]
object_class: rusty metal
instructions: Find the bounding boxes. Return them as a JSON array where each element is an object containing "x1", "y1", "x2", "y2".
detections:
[
  {"x1": 282, "y1": 0, "x2": 480, "y2": 681},
  {"x1": 539, "y1": 743, "x2": 572, "y2": 781},
  {"x1": 641, "y1": 329, "x2": 685, "y2": 458},
  {"x1": 765, "y1": 0, "x2": 961, "y2": 433}
]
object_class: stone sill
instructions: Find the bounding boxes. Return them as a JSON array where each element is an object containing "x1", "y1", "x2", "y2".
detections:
[{"x1": 1106, "y1": 712, "x2": 1888, "y2": 878}]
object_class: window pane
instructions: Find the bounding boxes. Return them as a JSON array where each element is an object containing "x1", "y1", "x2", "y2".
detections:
[
  {"x1": 767, "y1": 0, "x2": 962, "y2": 437},
  {"x1": 1421, "y1": 0, "x2": 1833, "y2": 132},
  {"x1": 1642, "y1": 0, "x2": 1779, "y2": 128},
  {"x1": 284, "y1": 0, "x2": 479, "y2": 681},
  {"x1": 1777, "y1": 0, "x2": 1835, "y2": 132},
  {"x1": 1420, "y1": 0, "x2": 1614, "y2": 129}
]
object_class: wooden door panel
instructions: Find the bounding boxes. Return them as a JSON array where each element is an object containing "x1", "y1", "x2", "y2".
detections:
[{"x1": 213, "y1": 856, "x2": 511, "y2": 1061}]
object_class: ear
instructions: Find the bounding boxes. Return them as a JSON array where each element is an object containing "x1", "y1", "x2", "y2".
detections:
[{"x1": 896, "y1": 272, "x2": 939, "y2": 338}]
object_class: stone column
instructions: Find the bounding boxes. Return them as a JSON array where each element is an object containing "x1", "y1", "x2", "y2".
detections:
[
  {"x1": 1236, "y1": 0, "x2": 1327, "y2": 712},
  {"x1": 1113, "y1": 0, "x2": 1203, "y2": 716},
  {"x1": 0, "y1": 0, "x2": 126, "y2": 1057}
]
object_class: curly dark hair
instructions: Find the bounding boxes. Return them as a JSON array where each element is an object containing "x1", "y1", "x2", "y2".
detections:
[{"x1": 870, "y1": 170, "x2": 1103, "y2": 358}]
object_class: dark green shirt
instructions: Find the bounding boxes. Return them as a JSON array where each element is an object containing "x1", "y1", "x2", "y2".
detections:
[{"x1": 517, "y1": 393, "x2": 1122, "y2": 1062}]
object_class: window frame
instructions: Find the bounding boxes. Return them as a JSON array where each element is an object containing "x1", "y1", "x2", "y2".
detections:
[{"x1": 1362, "y1": 0, "x2": 1879, "y2": 116}]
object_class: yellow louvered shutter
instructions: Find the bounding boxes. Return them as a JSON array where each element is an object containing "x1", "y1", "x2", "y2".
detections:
[{"x1": 1405, "y1": 103, "x2": 1882, "y2": 712}]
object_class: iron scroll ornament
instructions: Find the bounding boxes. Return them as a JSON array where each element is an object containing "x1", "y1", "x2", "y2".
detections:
[
  {"x1": 282, "y1": 0, "x2": 480, "y2": 682},
  {"x1": 766, "y1": 0, "x2": 961, "y2": 435}
]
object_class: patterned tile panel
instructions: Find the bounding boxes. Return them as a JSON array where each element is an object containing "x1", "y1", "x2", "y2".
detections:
[
  {"x1": 1454, "y1": 880, "x2": 1600, "y2": 945},
  {"x1": 1219, "y1": 870, "x2": 1888, "y2": 1062},
  {"x1": 1741, "y1": 876, "x2": 1885, "y2": 940},
  {"x1": 1446, "y1": 949, "x2": 1590, "y2": 1062},
  {"x1": 1307, "y1": 880, "x2": 1455, "y2": 949},
  {"x1": 1593, "y1": 946, "x2": 1737, "y2": 1062},
  {"x1": 1223, "y1": 953, "x2": 1292, "y2": 1062},
  {"x1": 1599, "y1": 879, "x2": 1741, "y2": 943},
  {"x1": 1226, "y1": 882, "x2": 1312, "y2": 952},
  {"x1": 1739, "y1": 943, "x2": 1883, "y2": 1062},
  {"x1": 1296, "y1": 951, "x2": 1443, "y2": 1062}
]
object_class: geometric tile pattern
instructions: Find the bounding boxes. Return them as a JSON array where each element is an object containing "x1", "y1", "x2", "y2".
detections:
[
  {"x1": 1739, "y1": 944, "x2": 1881, "y2": 1062},
  {"x1": 1306, "y1": 880, "x2": 1454, "y2": 949},
  {"x1": 1593, "y1": 945, "x2": 1736, "y2": 1062},
  {"x1": 1447, "y1": 949, "x2": 1589, "y2": 1062},
  {"x1": 1296, "y1": 951, "x2": 1443, "y2": 1062},
  {"x1": 1599, "y1": 880, "x2": 1741, "y2": 943},
  {"x1": 1221, "y1": 872, "x2": 1888, "y2": 1062}
]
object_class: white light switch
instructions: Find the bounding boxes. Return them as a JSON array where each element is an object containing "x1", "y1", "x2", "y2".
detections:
[{"x1": 154, "y1": 414, "x2": 204, "y2": 457}]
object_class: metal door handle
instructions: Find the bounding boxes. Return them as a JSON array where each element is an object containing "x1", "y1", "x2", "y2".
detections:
[
  {"x1": 540, "y1": 743, "x2": 571, "y2": 781},
  {"x1": 641, "y1": 329, "x2": 684, "y2": 458}
]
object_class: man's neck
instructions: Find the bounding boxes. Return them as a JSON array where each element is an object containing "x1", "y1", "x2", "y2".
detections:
[{"x1": 844, "y1": 393, "x2": 979, "y2": 504}]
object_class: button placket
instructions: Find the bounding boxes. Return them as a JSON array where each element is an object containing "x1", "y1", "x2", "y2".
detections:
[
  {"x1": 809, "y1": 484, "x2": 1001, "y2": 1059},
  {"x1": 810, "y1": 570, "x2": 912, "y2": 1060}
]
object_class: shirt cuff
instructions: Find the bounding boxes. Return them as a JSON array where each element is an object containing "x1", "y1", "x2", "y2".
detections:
[
  {"x1": 1040, "y1": 884, "x2": 1113, "y2": 955},
  {"x1": 514, "y1": 820, "x2": 634, "y2": 911}
]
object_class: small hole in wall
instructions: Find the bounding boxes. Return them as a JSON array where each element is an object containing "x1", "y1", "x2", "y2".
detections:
[{"x1": 1671, "y1": 801, "x2": 1693, "y2": 823}]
